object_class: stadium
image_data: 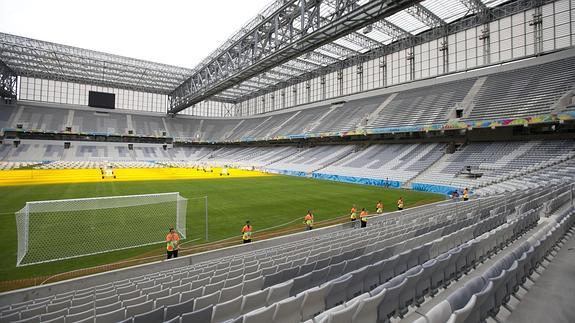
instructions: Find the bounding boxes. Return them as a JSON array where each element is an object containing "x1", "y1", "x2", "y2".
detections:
[{"x1": 0, "y1": 0, "x2": 574, "y2": 322}]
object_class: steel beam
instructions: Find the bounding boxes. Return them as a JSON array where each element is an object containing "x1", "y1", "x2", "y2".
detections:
[
  {"x1": 406, "y1": 3, "x2": 446, "y2": 28},
  {"x1": 0, "y1": 32, "x2": 191, "y2": 95},
  {"x1": 229, "y1": 0, "x2": 552, "y2": 104},
  {"x1": 0, "y1": 59, "x2": 17, "y2": 98},
  {"x1": 168, "y1": 0, "x2": 419, "y2": 114}
]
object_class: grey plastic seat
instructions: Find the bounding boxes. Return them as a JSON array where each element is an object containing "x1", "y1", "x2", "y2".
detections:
[
  {"x1": 347, "y1": 266, "x2": 368, "y2": 298},
  {"x1": 46, "y1": 300, "x2": 71, "y2": 313},
  {"x1": 155, "y1": 293, "x2": 181, "y2": 308},
  {"x1": 241, "y1": 289, "x2": 269, "y2": 314},
  {"x1": 473, "y1": 279, "x2": 495, "y2": 322},
  {"x1": 40, "y1": 315, "x2": 66, "y2": 323},
  {"x1": 298, "y1": 262, "x2": 316, "y2": 276},
  {"x1": 244, "y1": 270, "x2": 262, "y2": 281},
  {"x1": 73, "y1": 315, "x2": 95, "y2": 323},
  {"x1": 450, "y1": 294, "x2": 477, "y2": 323},
  {"x1": 420, "y1": 300, "x2": 452, "y2": 323},
  {"x1": 132, "y1": 306, "x2": 164, "y2": 323},
  {"x1": 180, "y1": 287, "x2": 204, "y2": 303},
  {"x1": 11, "y1": 314, "x2": 41, "y2": 323},
  {"x1": 95, "y1": 301, "x2": 122, "y2": 315},
  {"x1": 194, "y1": 290, "x2": 220, "y2": 311},
  {"x1": 310, "y1": 267, "x2": 330, "y2": 287},
  {"x1": 69, "y1": 302, "x2": 95, "y2": 315},
  {"x1": 147, "y1": 289, "x2": 170, "y2": 301},
  {"x1": 121, "y1": 295, "x2": 146, "y2": 308},
  {"x1": 325, "y1": 275, "x2": 351, "y2": 309},
  {"x1": 281, "y1": 267, "x2": 299, "y2": 282},
  {"x1": 263, "y1": 271, "x2": 284, "y2": 289},
  {"x1": 301, "y1": 284, "x2": 329, "y2": 321},
  {"x1": 225, "y1": 276, "x2": 243, "y2": 288},
  {"x1": 119, "y1": 290, "x2": 141, "y2": 302},
  {"x1": 325, "y1": 299, "x2": 360, "y2": 323},
  {"x1": 242, "y1": 276, "x2": 264, "y2": 295},
  {"x1": 204, "y1": 281, "x2": 225, "y2": 295},
  {"x1": 326, "y1": 261, "x2": 347, "y2": 282},
  {"x1": 376, "y1": 275, "x2": 406, "y2": 322},
  {"x1": 126, "y1": 300, "x2": 154, "y2": 318},
  {"x1": 379, "y1": 255, "x2": 399, "y2": 284},
  {"x1": 164, "y1": 298, "x2": 195, "y2": 321},
  {"x1": 394, "y1": 249, "x2": 411, "y2": 275},
  {"x1": 272, "y1": 293, "x2": 305, "y2": 323},
  {"x1": 191, "y1": 277, "x2": 210, "y2": 290},
  {"x1": 212, "y1": 296, "x2": 243, "y2": 323},
  {"x1": 431, "y1": 253, "x2": 451, "y2": 295},
  {"x1": 95, "y1": 307, "x2": 126, "y2": 323},
  {"x1": 290, "y1": 272, "x2": 312, "y2": 297},
  {"x1": 415, "y1": 259, "x2": 436, "y2": 305},
  {"x1": 39, "y1": 308, "x2": 68, "y2": 322},
  {"x1": 219, "y1": 283, "x2": 243, "y2": 303},
  {"x1": 243, "y1": 304, "x2": 277, "y2": 323},
  {"x1": 363, "y1": 260, "x2": 384, "y2": 292},
  {"x1": 65, "y1": 309, "x2": 94, "y2": 323},
  {"x1": 398, "y1": 265, "x2": 424, "y2": 315},
  {"x1": 180, "y1": 304, "x2": 213, "y2": 323},
  {"x1": 352, "y1": 288, "x2": 387, "y2": 323},
  {"x1": 266, "y1": 280, "x2": 294, "y2": 305},
  {"x1": 170, "y1": 283, "x2": 191, "y2": 295}
]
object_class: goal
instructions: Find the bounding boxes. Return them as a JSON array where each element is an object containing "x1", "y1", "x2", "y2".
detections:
[{"x1": 15, "y1": 192, "x2": 187, "y2": 266}]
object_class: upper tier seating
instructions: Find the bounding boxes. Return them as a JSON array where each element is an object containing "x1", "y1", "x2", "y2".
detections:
[
  {"x1": 368, "y1": 79, "x2": 476, "y2": 129},
  {"x1": 2, "y1": 50, "x2": 575, "y2": 143},
  {"x1": 466, "y1": 56, "x2": 575, "y2": 120}
]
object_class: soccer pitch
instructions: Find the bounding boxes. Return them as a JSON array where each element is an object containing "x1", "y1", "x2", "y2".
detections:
[{"x1": 0, "y1": 173, "x2": 443, "y2": 288}]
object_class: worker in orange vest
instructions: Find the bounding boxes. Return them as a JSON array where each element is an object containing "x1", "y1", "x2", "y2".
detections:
[
  {"x1": 304, "y1": 210, "x2": 314, "y2": 231},
  {"x1": 241, "y1": 221, "x2": 252, "y2": 243},
  {"x1": 376, "y1": 201, "x2": 384, "y2": 214},
  {"x1": 360, "y1": 208, "x2": 368, "y2": 228},
  {"x1": 463, "y1": 188, "x2": 469, "y2": 201},
  {"x1": 397, "y1": 197, "x2": 404, "y2": 210},
  {"x1": 350, "y1": 205, "x2": 358, "y2": 222},
  {"x1": 166, "y1": 228, "x2": 180, "y2": 259}
]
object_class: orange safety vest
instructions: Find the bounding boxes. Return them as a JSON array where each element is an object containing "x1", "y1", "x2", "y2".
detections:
[
  {"x1": 360, "y1": 210, "x2": 368, "y2": 222},
  {"x1": 242, "y1": 225, "x2": 252, "y2": 240},
  {"x1": 166, "y1": 232, "x2": 180, "y2": 251},
  {"x1": 350, "y1": 207, "x2": 357, "y2": 219},
  {"x1": 304, "y1": 214, "x2": 314, "y2": 226}
]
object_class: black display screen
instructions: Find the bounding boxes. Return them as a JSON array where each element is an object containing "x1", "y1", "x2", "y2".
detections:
[{"x1": 88, "y1": 91, "x2": 115, "y2": 109}]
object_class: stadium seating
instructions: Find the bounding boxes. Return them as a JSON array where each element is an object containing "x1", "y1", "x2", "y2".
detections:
[
  {"x1": 465, "y1": 56, "x2": 575, "y2": 120},
  {"x1": 1, "y1": 50, "x2": 572, "y2": 144},
  {"x1": 2, "y1": 182, "x2": 571, "y2": 323}
]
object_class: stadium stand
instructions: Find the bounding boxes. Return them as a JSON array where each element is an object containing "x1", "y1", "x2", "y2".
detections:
[
  {"x1": 0, "y1": 182, "x2": 572, "y2": 323},
  {"x1": 1, "y1": 49, "x2": 575, "y2": 143}
]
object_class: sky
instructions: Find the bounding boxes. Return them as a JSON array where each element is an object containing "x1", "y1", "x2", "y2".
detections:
[{"x1": 0, "y1": 0, "x2": 271, "y2": 68}]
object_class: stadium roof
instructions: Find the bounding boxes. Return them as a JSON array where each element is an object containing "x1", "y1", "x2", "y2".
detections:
[
  {"x1": 168, "y1": 0, "x2": 532, "y2": 113},
  {"x1": 0, "y1": 0, "x2": 548, "y2": 113},
  {"x1": 0, "y1": 32, "x2": 193, "y2": 95}
]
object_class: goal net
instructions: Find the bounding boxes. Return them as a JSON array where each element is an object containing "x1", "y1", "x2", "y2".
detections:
[{"x1": 15, "y1": 192, "x2": 187, "y2": 266}]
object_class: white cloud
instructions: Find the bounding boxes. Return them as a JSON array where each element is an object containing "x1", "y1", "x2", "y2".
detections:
[{"x1": 0, "y1": 0, "x2": 271, "y2": 68}]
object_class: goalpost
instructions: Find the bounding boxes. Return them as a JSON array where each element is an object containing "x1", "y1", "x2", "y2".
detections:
[{"x1": 15, "y1": 192, "x2": 188, "y2": 267}]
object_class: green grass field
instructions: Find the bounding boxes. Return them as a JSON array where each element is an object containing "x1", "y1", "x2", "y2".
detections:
[{"x1": 0, "y1": 175, "x2": 443, "y2": 284}]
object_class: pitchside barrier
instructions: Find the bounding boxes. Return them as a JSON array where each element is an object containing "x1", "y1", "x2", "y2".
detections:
[{"x1": 15, "y1": 192, "x2": 188, "y2": 266}]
